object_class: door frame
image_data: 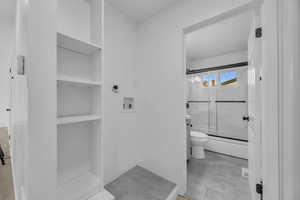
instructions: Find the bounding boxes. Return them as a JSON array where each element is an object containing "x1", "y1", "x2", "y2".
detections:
[
  {"x1": 182, "y1": 0, "x2": 283, "y2": 199},
  {"x1": 274, "y1": 0, "x2": 300, "y2": 199}
]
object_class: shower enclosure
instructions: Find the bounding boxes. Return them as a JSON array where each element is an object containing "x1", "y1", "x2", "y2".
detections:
[{"x1": 187, "y1": 64, "x2": 248, "y2": 141}]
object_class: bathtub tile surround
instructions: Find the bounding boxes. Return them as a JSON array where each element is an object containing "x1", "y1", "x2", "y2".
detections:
[
  {"x1": 187, "y1": 151, "x2": 250, "y2": 200},
  {"x1": 105, "y1": 166, "x2": 177, "y2": 200}
]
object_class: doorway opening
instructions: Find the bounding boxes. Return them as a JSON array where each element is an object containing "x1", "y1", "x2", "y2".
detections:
[
  {"x1": 0, "y1": 0, "x2": 16, "y2": 199},
  {"x1": 183, "y1": 4, "x2": 262, "y2": 200}
]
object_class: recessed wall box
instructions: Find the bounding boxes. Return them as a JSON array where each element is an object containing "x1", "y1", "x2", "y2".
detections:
[{"x1": 122, "y1": 97, "x2": 135, "y2": 112}]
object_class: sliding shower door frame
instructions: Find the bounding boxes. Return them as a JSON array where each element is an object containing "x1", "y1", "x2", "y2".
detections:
[{"x1": 187, "y1": 63, "x2": 248, "y2": 142}]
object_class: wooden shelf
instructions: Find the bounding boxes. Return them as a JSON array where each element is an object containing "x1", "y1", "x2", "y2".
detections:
[
  {"x1": 57, "y1": 32, "x2": 101, "y2": 54},
  {"x1": 57, "y1": 75, "x2": 102, "y2": 87},
  {"x1": 57, "y1": 114, "x2": 102, "y2": 125},
  {"x1": 58, "y1": 172, "x2": 99, "y2": 200}
]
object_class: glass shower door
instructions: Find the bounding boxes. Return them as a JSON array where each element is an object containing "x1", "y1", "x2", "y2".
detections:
[
  {"x1": 187, "y1": 67, "x2": 248, "y2": 141},
  {"x1": 216, "y1": 67, "x2": 248, "y2": 141},
  {"x1": 187, "y1": 73, "x2": 210, "y2": 133}
]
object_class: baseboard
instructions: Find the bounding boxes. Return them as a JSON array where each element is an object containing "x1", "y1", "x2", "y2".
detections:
[
  {"x1": 88, "y1": 189, "x2": 115, "y2": 200},
  {"x1": 205, "y1": 136, "x2": 248, "y2": 159},
  {"x1": 166, "y1": 185, "x2": 178, "y2": 200},
  {"x1": 20, "y1": 186, "x2": 27, "y2": 200}
]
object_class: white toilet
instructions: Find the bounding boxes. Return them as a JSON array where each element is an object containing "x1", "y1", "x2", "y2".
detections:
[{"x1": 190, "y1": 131, "x2": 209, "y2": 159}]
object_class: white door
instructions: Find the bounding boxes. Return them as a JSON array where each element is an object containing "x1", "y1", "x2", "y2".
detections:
[
  {"x1": 247, "y1": 11, "x2": 262, "y2": 200},
  {"x1": 10, "y1": 0, "x2": 29, "y2": 199}
]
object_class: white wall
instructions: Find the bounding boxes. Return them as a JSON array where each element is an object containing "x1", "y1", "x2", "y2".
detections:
[
  {"x1": 279, "y1": 0, "x2": 300, "y2": 199},
  {"x1": 103, "y1": 2, "x2": 140, "y2": 184},
  {"x1": 136, "y1": 0, "x2": 251, "y2": 193},
  {"x1": 0, "y1": 17, "x2": 14, "y2": 128},
  {"x1": 187, "y1": 50, "x2": 248, "y2": 70},
  {"x1": 26, "y1": 0, "x2": 57, "y2": 199},
  {"x1": 261, "y1": 0, "x2": 280, "y2": 199},
  {"x1": 11, "y1": 0, "x2": 57, "y2": 199}
]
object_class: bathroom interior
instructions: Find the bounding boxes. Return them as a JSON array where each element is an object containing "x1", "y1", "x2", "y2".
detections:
[
  {"x1": 184, "y1": 11, "x2": 257, "y2": 200},
  {"x1": 1, "y1": 0, "x2": 288, "y2": 199}
]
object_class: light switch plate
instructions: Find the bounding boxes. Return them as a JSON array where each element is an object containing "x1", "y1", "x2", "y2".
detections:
[
  {"x1": 17, "y1": 55, "x2": 25, "y2": 75},
  {"x1": 242, "y1": 167, "x2": 249, "y2": 178}
]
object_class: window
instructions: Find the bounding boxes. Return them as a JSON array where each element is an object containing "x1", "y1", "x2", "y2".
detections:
[
  {"x1": 202, "y1": 75, "x2": 209, "y2": 87},
  {"x1": 188, "y1": 75, "x2": 202, "y2": 83},
  {"x1": 209, "y1": 74, "x2": 218, "y2": 87},
  {"x1": 189, "y1": 71, "x2": 238, "y2": 88},
  {"x1": 220, "y1": 71, "x2": 238, "y2": 86},
  {"x1": 203, "y1": 74, "x2": 218, "y2": 87}
]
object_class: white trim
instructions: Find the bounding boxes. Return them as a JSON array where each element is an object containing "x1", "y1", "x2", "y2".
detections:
[
  {"x1": 57, "y1": 32, "x2": 102, "y2": 54},
  {"x1": 88, "y1": 189, "x2": 115, "y2": 200},
  {"x1": 261, "y1": 0, "x2": 281, "y2": 199},
  {"x1": 57, "y1": 75, "x2": 102, "y2": 86},
  {"x1": 277, "y1": 0, "x2": 300, "y2": 199},
  {"x1": 166, "y1": 186, "x2": 179, "y2": 200},
  {"x1": 278, "y1": 1, "x2": 284, "y2": 199},
  {"x1": 20, "y1": 186, "x2": 27, "y2": 200},
  {"x1": 183, "y1": 1, "x2": 262, "y2": 34},
  {"x1": 57, "y1": 114, "x2": 102, "y2": 125}
]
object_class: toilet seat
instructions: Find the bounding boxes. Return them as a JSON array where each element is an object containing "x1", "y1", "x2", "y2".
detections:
[{"x1": 191, "y1": 131, "x2": 208, "y2": 139}]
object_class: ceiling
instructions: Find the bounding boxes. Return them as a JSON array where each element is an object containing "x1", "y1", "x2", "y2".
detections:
[
  {"x1": 108, "y1": 0, "x2": 180, "y2": 22},
  {"x1": 0, "y1": 0, "x2": 15, "y2": 18},
  {"x1": 186, "y1": 12, "x2": 252, "y2": 62},
  {"x1": 1, "y1": 0, "x2": 179, "y2": 21}
]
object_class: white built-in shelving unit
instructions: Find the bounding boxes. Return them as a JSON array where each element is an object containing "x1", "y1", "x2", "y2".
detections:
[{"x1": 56, "y1": 0, "x2": 106, "y2": 199}]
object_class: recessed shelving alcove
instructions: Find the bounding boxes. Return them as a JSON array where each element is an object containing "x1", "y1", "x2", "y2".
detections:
[
  {"x1": 57, "y1": 120, "x2": 101, "y2": 199},
  {"x1": 57, "y1": 83, "x2": 101, "y2": 117},
  {"x1": 56, "y1": 0, "x2": 104, "y2": 199},
  {"x1": 57, "y1": 33, "x2": 102, "y2": 82}
]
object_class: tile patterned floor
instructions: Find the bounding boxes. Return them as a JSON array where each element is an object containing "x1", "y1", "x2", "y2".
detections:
[{"x1": 187, "y1": 151, "x2": 251, "y2": 200}]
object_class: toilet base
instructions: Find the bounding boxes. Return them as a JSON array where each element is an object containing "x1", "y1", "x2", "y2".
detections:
[{"x1": 192, "y1": 146, "x2": 205, "y2": 159}]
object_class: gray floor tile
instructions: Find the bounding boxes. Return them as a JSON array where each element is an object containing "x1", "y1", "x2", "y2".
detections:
[
  {"x1": 187, "y1": 151, "x2": 251, "y2": 200},
  {"x1": 105, "y1": 166, "x2": 176, "y2": 200}
]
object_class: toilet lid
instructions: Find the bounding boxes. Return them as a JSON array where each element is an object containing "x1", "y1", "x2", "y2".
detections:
[{"x1": 191, "y1": 131, "x2": 208, "y2": 138}]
